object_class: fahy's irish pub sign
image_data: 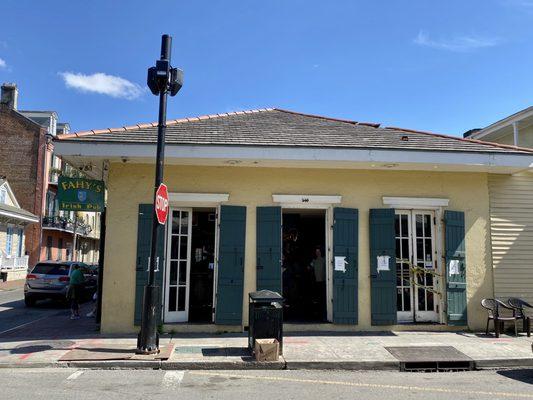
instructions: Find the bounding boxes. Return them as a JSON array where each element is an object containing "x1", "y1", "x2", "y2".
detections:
[{"x1": 57, "y1": 177, "x2": 105, "y2": 212}]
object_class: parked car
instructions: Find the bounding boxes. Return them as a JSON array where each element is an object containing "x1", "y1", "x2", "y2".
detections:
[{"x1": 24, "y1": 261, "x2": 98, "y2": 307}]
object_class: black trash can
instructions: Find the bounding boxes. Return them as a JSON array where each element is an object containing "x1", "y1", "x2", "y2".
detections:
[{"x1": 248, "y1": 290, "x2": 283, "y2": 354}]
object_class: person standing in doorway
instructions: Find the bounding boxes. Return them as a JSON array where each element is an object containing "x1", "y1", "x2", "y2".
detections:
[
  {"x1": 310, "y1": 248, "x2": 326, "y2": 319},
  {"x1": 68, "y1": 264, "x2": 85, "y2": 320}
]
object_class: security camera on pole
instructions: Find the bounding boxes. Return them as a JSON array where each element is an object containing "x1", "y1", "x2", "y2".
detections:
[{"x1": 137, "y1": 34, "x2": 183, "y2": 354}]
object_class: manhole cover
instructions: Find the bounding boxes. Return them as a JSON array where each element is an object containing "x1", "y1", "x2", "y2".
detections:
[{"x1": 385, "y1": 346, "x2": 474, "y2": 372}]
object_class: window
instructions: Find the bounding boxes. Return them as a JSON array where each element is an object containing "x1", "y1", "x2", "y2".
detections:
[
  {"x1": 46, "y1": 236, "x2": 53, "y2": 260},
  {"x1": 17, "y1": 228, "x2": 23, "y2": 257},
  {"x1": 32, "y1": 262, "x2": 69, "y2": 275},
  {"x1": 0, "y1": 187, "x2": 6, "y2": 204},
  {"x1": 6, "y1": 226, "x2": 13, "y2": 255},
  {"x1": 46, "y1": 191, "x2": 56, "y2": 216},
  {"x1": 57, "y1": 238, "x2": 63, "y2": 260}
]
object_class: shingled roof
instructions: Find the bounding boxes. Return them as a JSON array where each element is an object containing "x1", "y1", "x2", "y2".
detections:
[{"x1": 55, "y1": 108, "x2": 533, "y2": 154}]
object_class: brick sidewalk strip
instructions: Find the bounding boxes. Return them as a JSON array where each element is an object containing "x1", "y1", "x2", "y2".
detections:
[{"x1": 0, "y1": 331, "x2": 531, "y2": 370}]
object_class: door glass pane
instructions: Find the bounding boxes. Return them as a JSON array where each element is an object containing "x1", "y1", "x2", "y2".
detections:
[
  {"x1": 416, "y1": 215, "x2": 423, "y2": 237},
  {"x1": 180, "y1": 211, "x2": 189, "y2": 234},
  {"x1": 171, "y1": 237, "x2": 180, "y2": 259},
  {"x1": 397, "y1": 289, "x2": 402, "y2": 311},
  {"x1": 401, "y1": 215, "x2": 408, "y2": 236},
  {"x1": 172, "y1": 211, "x2": 181, "y2": 234},
  {"x1": 394, "y1": 215, "x2": 400, "y2": 236},
  {"x1": 418, "y1": 287, "x2": 426, "y2": 310},
  {"x1": 403, "y1": 288, "x2": 411, "y2": 311},
  {"x1": 169, "y1": 287, "x2": 177, "y2": 312},
  {"x1": 416, "y1": 238, "x2": 424, "y2": 261},
  {"x1": 424, "y1": 215, "x2": 431, "y2": 236},
  {"x1": 401, "y1": 239, "x2": 409, "y2": 262},
  {"x1": 178, "y1": 260, "x2": 187, "y2": 285},
  {"x1": 427, "y1": 291, "x2": 434, "y2": 310},
  {"x1": 170, "y1": 261, "x2": 178, "y2": 285},
  {"x1": 395, "y1": 238, "x2": 401, "y2": 258},
  {"x1": 178, "y1": 287, "x2": 186, "y2": 311},
  {"x1": 179, "y1": 238, "x2": 188, "y2": 260}
]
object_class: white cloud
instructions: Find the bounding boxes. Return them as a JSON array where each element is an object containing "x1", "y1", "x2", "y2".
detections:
[
  {"x1": 0, "y1": 58, "x2": 7, "y2": 69},
  {"x1": 59, "y1": 72, "x2": 144, "y2": 100},
  {"x1": 414, "y1": 30, "x2": 501, "y2": 52}
]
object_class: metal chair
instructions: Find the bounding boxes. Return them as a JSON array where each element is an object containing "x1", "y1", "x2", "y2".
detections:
[
  {"x1": 507, "y1": 298, "x2": 532, "y2": 337},
  {"x1": 481, "y1": 298, "x2": 518, "y2": 338}
]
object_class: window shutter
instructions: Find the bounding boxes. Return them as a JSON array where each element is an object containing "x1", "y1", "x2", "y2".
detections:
[
  {"x1": 256, "y1": 206, "x2": 282, "y2": 293},
  {"x1": 215, "y1": 205, "x2": 246, "y2": 325},
  {"x1": 134, "y1": 204, "x2": 165, "y2": 326},
  {"x1": 370, "y1": 208, "x2": 397, "y2": 325},
  {"x1": 332, "y1": 208, "x2": 358, "y2": 324},
  {"x1": 444, "y1": 210, "x2": 467, "y2": 326}
]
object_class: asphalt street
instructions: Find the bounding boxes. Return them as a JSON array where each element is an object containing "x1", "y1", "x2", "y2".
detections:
[
  {"x1": 0, "y1": 288, "x2": 61, "y2": 335},
  {"x1": 0, "y1": 287, "x2": 94, "y2": 339},
  {"x1": 0, "y1": 368, "x2": 532, "y2": 400}
]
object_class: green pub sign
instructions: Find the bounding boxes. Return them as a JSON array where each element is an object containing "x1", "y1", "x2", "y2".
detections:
[{"x1": 58, "y1": 177, "x2": 105, "y2": 212}]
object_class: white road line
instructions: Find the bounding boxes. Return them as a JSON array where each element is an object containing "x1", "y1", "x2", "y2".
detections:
[
  {"x1": 162, "y1": 371, "x2": 184, "y2": 388},
  {"x1": 66, "y1": 370, "x2": 84, "y2": 380},
  {"x1": 0, "y1": 314, "x2": 55, "y2": 336}
]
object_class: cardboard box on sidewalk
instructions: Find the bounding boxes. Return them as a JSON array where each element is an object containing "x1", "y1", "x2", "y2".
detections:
[{"x1": 255, "y1": 338, "x2": 280, "y2": 362}]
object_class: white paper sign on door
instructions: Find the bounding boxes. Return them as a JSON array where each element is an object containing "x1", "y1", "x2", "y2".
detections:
[
  {"x1": 377, "y1": 255, "x2": 390, "y2": 272},
  {"x1": 449, "y1": 259, "x2": 460, "y2": 275},
  {"x1": 334, "y1": 256, "x2": 347, "y2": 272}
]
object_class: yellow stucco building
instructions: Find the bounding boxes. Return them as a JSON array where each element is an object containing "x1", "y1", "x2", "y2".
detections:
[{"x1": 54, "y1": 109, "x2": 533, "y2": 334}]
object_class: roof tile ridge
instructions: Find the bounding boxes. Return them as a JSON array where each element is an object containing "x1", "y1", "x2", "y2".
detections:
[
  {"x1": 273, "y1": 108, "x2": 360, "y2": 125},
  {"x1": 59, "y1": 108, "x2": 276, "y2": 138},
  {"x1": 385, "y1": 126, "x2": 533, "y2": 154}
]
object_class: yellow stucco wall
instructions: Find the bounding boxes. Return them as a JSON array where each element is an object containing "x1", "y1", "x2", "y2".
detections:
[{"x1": 101, "y1": 163, "x2": 492, "y2": 333}]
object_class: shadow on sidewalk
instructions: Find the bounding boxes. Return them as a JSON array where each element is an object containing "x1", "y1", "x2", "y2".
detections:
[{"x1": 497, "y1": 369, "x2": 533, "y2": 385}]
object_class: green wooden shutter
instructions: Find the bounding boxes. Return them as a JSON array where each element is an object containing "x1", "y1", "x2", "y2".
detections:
[
  {"x1": 444, "y1": 210, "x2": 467, "y2": 326},
  {"x1": 370, "y1": 208, "x2": 397, "y2": 325},
  {"x1": 215, "y1": 205, "x2": 246, "y2": 325},
  {"x1": 256, "y1": 206, "x2": 282, "y2": 293},
  {"x1": 332, "y1": 208, "x2": 358, "y2": 324},
  {"x1": 134, "y1": 204, "x2": 165, "y2": 326}
]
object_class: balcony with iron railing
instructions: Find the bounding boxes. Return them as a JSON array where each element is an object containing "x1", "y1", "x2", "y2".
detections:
[
  {"x1": 42, "y1": 215, "x2": 92, "y2": 237},
  {"x1": 0, "y1": 252, "x2": 29, "y2": 271}
]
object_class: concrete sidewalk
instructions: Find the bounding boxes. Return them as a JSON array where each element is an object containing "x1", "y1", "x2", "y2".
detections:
[
  {"x1": 0, "y1": 330, "x2": 531, "y2": 370},
  {"x1": 0, "y1": 279, "x2": 24, "y2": 291}
]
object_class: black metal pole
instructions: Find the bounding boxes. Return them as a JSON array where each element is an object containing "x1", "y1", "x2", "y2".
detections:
[{"x1": 137, "y1": 34, "x2": 172, "y2": 354}]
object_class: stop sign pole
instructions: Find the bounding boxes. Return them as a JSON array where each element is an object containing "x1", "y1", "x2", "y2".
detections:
[{"x1": 137, "y1": 34, "x2": 183, "y2": 354}]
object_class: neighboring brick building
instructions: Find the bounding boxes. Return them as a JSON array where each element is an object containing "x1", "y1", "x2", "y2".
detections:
[
  {"x1": 0, "y1": 83, "x2": 100, "y2": 268},
  {"x1": 0, "y1": 83, "x2": 47, "y2": 267}
]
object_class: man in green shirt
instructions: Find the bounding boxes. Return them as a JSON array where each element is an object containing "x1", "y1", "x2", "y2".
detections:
[{"x1": 69, "y1": 264, "x2": 85, "y2": 320}]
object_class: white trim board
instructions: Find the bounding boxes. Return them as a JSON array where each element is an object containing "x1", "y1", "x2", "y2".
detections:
[
  {"x1": 272, "y1": 194, "x2": 341, "y2": 209},
  {"x1": 168, "y1": 192, "x2": 229, "y2": 205},
  {"x1": 382, "y1": 196, "x2": 449, "y2": 209},
  {"x1": 53, "y1": 142, "x2": 533, "y2": 172}
]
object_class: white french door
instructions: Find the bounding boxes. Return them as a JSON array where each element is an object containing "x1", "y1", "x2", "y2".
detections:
[
  {"x1": 164, "y1": 208, "x2": 192, "y2": 323},
  {"x1": 395, "y1": 210, "x2": 438, "y2": 323}
]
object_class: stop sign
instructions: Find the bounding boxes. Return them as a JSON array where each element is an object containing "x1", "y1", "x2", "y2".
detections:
[{"x1": 155, "y1": 183, "x2": 169, "y2": 225}]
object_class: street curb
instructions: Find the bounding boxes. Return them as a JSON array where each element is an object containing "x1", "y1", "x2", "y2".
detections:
[
  {"x1": 65, "y1": 360, "x2": 162, "y2": 369},
  {"x1": 161, "y1": 360, "x2": 286, "y2": 370},
  {"x1": 285, "y1": 360, "x2": 399, "y2": 370},
  {"x1": 0, "y1": 358, "x2": 532, "y2": 371},
  {"x1": 0, "y1": 362, "x2": 67, "y2": 369},
  {"x1": 475, "y1": 358, "x2": 533, "y2": 369}
]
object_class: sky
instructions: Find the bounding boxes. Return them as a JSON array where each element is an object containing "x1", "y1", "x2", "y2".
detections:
[{"x1": 1, "y1": 0, "x2": 532, "y2": 136}]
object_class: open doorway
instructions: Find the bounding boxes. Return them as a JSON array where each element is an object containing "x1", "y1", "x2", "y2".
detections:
[
  {"x1": 165, "y1": 208, "x2": 217, "y2": 323},
  {"x1": 282, "y1": 209, "x2": 327, "y2": 322}
]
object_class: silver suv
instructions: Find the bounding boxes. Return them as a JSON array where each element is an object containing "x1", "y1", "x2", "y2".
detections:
[{"x1": 24, "y1": 261, "x2": 97, "y2": 307}]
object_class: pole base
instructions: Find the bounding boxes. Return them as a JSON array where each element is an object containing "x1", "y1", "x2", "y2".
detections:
[
  {"x1": 136, "y1": 284, "x2": 161, "y2": 354},
  {"x1": 136, "y1": 331, "x2": 160, "y2": 355}
]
